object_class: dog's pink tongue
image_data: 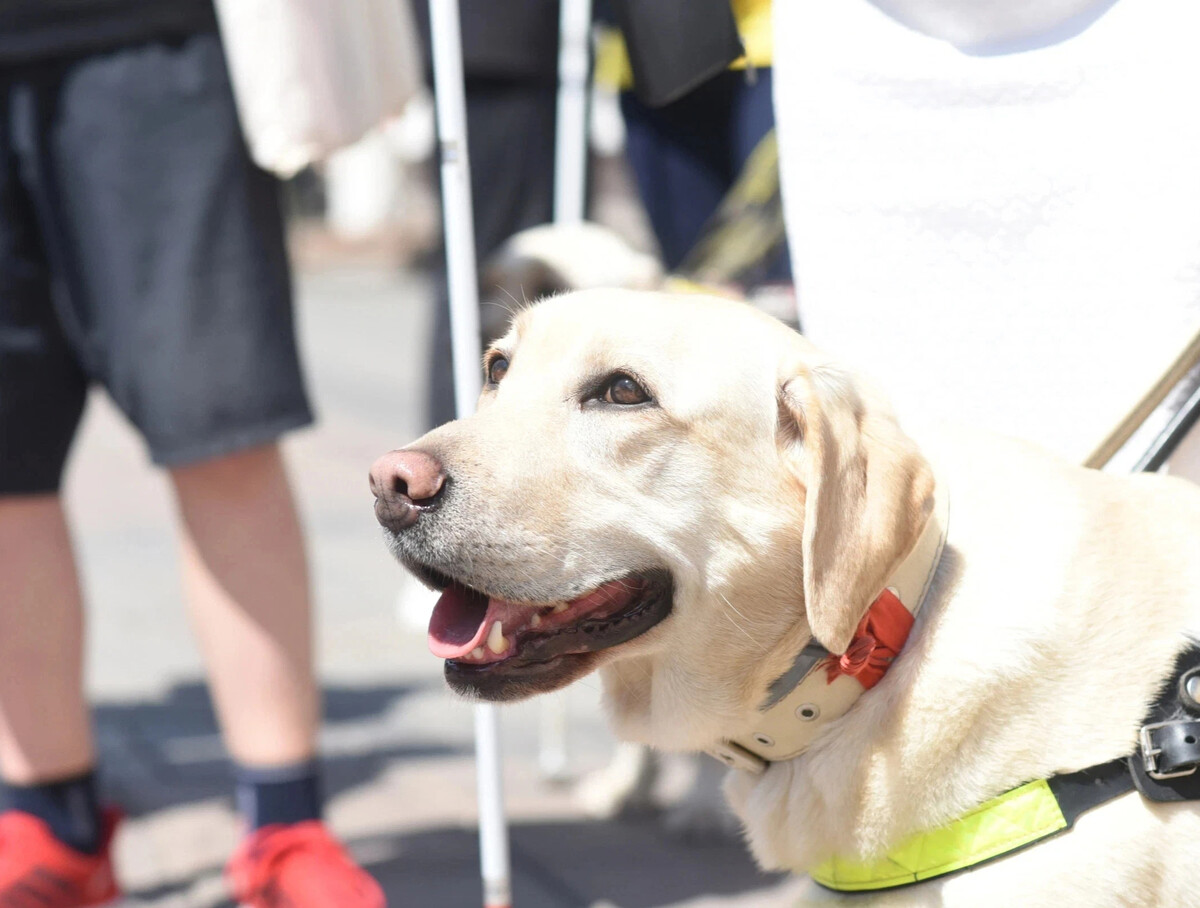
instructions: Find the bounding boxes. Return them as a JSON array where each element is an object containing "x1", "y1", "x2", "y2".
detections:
[{"x1": 428, "y1": 585, "x2": 491, "y2": 659}]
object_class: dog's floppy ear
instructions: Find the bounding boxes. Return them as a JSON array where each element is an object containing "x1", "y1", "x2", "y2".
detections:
[{"x1": 779, "y1": 360, "x2": 935, "y2": 654}]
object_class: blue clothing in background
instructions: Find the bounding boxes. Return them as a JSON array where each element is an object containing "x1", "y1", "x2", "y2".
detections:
[{"x1": 621, "y1": 67, "x2": 791, "y2": 281}]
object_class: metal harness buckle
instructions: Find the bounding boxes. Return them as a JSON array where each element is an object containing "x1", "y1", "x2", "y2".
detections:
[
  {"x1": 709, "y1": 740, "x2": 769, "y2": 775},
  {"x1": 1139, "y1": 721, "x2": 1200, "y2": 781}
]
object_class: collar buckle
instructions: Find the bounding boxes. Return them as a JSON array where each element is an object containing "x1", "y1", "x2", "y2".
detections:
[{"x1": 709, "y1": 740, "x2": 769, "y2": 775}]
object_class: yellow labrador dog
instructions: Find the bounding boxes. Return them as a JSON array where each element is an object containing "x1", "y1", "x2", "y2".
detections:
[{"x1": 371, "y1": 290, "x2": 1200, "y2": 906}]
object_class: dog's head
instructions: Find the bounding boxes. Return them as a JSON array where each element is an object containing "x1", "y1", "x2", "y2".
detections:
[{"x1": 371, "y1": 290, "x2": 933, "y2": 747}]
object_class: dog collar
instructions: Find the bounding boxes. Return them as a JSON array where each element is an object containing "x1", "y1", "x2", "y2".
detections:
[{"x1": 708, "y1": 481, "x2": 949, "y2": 774}]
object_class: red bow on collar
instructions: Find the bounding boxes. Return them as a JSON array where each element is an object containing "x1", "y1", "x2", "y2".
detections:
[{"x1": 824, "y1": 587, "x2": 914, "y2": 690}]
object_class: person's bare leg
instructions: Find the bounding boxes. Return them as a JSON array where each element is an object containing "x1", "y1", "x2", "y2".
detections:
[
  {"x1": 171, "y1": 443, "x2": 318, "y2": 767},
  {"x1": 0, "y1": 495, "x2": 93, "y2": 784}
]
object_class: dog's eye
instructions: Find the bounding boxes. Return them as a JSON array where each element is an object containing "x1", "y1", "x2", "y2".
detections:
[
  {"x1": 603, "y1": 373, "x2": 649, "y2": 405},
  {"x1": 487, "y1": 356, "x2": 509, "y2": 385}
]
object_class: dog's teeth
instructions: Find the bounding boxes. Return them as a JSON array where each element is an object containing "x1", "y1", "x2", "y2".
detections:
[
  {"x1": 471, "y1": 647, "x2": 484, "y2": 660},
  {"x1": 553, "y1": 602, "x2": 569, "y2": 613},
  {"x1": 530, "y1": 613, "x2": 542, "y2": 627},
  {"x1": 487, "y1": 621, "x2": 509, "y2": 654}
]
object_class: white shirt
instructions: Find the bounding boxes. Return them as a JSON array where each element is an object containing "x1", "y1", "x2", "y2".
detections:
[{"x1": 773, "y1": 0, "x2": 1200, "y2": 466}]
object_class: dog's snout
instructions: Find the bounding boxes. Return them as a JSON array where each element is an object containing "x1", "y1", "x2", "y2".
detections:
[
  {"x1": 371, "y1": 449, "x2": 446, "y2": 501},
  {"x1": 369, "y1": 449, "x2": 447, "y2": 530}
]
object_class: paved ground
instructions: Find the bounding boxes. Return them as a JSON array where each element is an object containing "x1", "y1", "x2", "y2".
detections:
[{"x1": 61, "y1": 265, "x2": 809, "y2": 907}]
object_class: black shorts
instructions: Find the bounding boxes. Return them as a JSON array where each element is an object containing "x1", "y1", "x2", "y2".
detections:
[{"x1": 0, "y1": 31, "x2": 313, "y2": 494}]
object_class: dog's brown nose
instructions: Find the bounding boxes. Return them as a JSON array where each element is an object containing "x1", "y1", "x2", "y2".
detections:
[{"x1": 369, "y1": 449, "x2": 447, "y2": 531}]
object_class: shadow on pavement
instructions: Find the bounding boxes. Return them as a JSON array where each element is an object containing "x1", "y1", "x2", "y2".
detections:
[
  {"x1": 121, "y1": 819, "x2": 786, "y2": 908},
  {"x1": 94, "y1": 680, "x2": 461, "y2": 817},
  {"x1": 94, "y1": 681, "x2": 788, "y2": 907}
]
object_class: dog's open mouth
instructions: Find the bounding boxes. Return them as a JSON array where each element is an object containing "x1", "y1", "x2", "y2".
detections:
[{"x1": 420, "y1": 568, "x2": 673, "y2": 697}]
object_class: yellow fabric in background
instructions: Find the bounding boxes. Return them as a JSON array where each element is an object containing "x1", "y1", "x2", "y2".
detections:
[
  {"x1": 731, "y1": 0, "x2": 773, "y2": 68},
  {"x1": 594, "y1": 0, "x2": 773, "y2": 92}
]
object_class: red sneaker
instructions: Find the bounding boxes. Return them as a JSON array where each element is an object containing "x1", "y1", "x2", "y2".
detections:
[
  {"x1": 0, "y1": 809, "x2": 121, "y2": 907},
  {"x1": 226, "y1": 821, "x2": 385, "y2": 908}
]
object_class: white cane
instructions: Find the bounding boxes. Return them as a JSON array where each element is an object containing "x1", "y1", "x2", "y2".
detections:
[
  {"x1": 554, "y1": 0, "x2": 593, "y2": 225},
  {"x1": 428, "y1": 2, "x2": 512, "y2": 906}
]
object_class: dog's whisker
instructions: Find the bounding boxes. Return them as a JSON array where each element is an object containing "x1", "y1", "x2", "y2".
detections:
[
  {"x1": 493, "y1": 286, "x2": 523, "y2": 315},
  {"x1": 718, "y1": 593, "x2": 771, "y2": 653}
]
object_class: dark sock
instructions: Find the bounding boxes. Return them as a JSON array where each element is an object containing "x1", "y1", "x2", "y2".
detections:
[
  {"x1": 3, "y1": 770, "x2": 103, "y2": 854},
  {"x1": 234, "y1": 760, "x2": 322, "y2": 830}
]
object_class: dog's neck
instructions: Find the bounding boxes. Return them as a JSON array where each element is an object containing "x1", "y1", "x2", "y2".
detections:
[
  {"x1": 707, "y1": 483, "x2": 950, "y2": 775},
  {"x1": 599, "y1": 482, "x2": 950, "y2": 757},
  {"x1": 717, "y1": 440, "x2": 1199, "y2": 875}
]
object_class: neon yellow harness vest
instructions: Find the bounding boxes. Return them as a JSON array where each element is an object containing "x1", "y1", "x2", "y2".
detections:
[{"x1": 811, "y1": 777, "x2": 1090, "y2": 891}]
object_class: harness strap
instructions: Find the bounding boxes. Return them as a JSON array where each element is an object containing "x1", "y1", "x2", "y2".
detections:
[
  {"x1": 812, "y1": 641, "x2": 1200, "y2": 893},
  {"x1": 810, "y1": 760, "x2": 1132, "y2": 892}
]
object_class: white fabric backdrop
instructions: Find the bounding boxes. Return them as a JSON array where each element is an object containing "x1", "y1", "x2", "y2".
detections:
[{"x1": 772, "y1": 0, "x2": 1200, "y2": 472}]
